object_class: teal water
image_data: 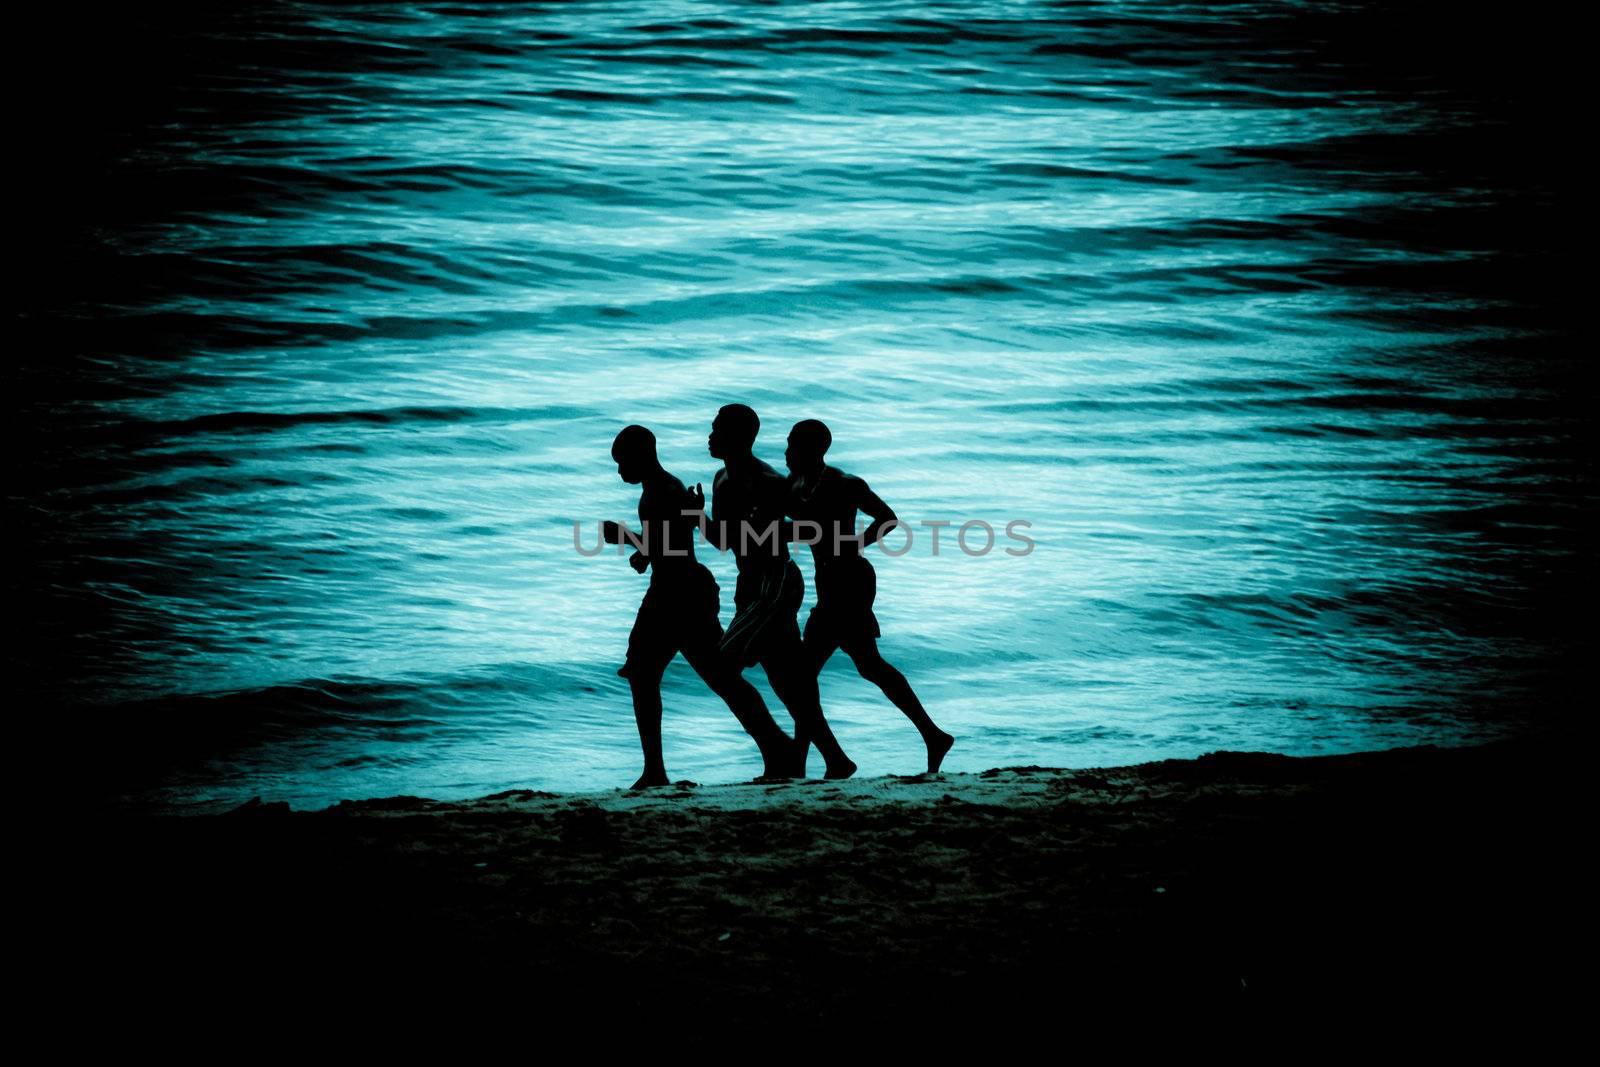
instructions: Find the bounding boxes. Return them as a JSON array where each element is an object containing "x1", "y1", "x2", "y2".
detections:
[{"x1": 17, "y1": 1, "x2": 1588, "y2": 810}]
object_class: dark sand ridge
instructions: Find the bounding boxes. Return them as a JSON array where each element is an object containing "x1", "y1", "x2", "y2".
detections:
[{"x1": 66, "y1": 735, "x2": 1581, "y2": 1026}]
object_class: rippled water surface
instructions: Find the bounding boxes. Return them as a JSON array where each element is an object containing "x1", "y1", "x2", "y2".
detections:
[{"x1": 17, "y1": 1, "x2": 1588, "y2": 810}]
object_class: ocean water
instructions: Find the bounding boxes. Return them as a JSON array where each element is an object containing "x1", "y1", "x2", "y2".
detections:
[{"x1": 16, "y1": 1, "x2": 1588, "y2": 811}]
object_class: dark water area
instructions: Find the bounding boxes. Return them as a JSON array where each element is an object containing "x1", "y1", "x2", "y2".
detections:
[{"x1": 13, "y1": 1, "x2": 1591, "y2": 810}]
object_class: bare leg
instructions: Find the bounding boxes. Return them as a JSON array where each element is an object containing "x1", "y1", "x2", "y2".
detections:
[
  {"x1": 627, "y1": 665, "x2": 671, "y2": 789},
  {"x1": 845, "y1": 638, "x2": 953, "y2": 774},
  {"x1": 767, "y1": 648, "x2": 855, "y2": 780},
  {"x1": 683, "y1": 644, "x2": 803, "y2": 778},
  {"x1": 794, "y1": 626, "x2": 843, "y2": 777}
]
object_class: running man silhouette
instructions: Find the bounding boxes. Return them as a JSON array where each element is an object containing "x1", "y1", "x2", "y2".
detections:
[
  {"x1": 603, "y1": 425, "x2": 800, "y2": 788},
  {"x1": 688, "y1": 405, "x2": 857, "y2": 780},
  {"x1": 784, "y1": 419, "x2": 954, "y2": 774}
]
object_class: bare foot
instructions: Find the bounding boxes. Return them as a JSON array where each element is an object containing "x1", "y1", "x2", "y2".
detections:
[
  {"x1": 780, "y1": 739, "x2": 806, "y2": 780},
  {"x1": 629, "y1": 771, "x2": 670, "y2": 790},
  {"x1": 824, "y1": 756, "x2": 857, "y2": 781},
  {"x1": 927, "y1": 731, "x2": 955, "y2": 774},
  {"x1": 753, "y1": 738, "x2": 806, "y2": 781}
]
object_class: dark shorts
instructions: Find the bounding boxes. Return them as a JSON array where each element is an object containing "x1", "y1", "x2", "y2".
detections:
[
  {"x1": 805, "y1": 554, "x2": 881, "y2": 649},
  {"x1": 620, "y1": 563, "x2": 723, "y2": 679},
  {"x1": 720, "y1": 560, "x2": 805, "y2": 669}
]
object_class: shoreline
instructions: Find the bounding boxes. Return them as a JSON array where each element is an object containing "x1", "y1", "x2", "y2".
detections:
[{"x1": 63, "y1": 734, "x2": 1583, "y2": 1021}]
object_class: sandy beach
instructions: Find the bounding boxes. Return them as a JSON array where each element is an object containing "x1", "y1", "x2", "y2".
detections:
[{"x1": 60, "y1": 733, "x2": 1581, "y2": 1029}]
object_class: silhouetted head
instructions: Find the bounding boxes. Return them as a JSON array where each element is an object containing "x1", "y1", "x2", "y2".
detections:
[
  {"x1": 611, "y1": 425, "x2": 657, "y2": 484},
  {"x1": 785, "y1": 419, "x2": 831, "y2": 476},
  {"x1": 708, "y1": 403, "x2": 759, "y2": 460}
]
